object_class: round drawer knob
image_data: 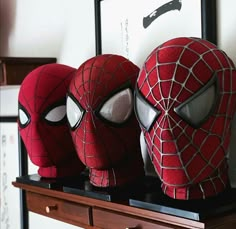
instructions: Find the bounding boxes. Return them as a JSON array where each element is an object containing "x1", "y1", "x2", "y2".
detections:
[{"x1": 45, "y1": 205, "x2": 57, "y2": 213}]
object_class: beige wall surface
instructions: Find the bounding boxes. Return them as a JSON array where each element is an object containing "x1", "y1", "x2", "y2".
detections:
[
  {"x1": 0, "y1": 0, "x2": 95, "y2": 68},
  {"x1": 218, "y1": 0, "x2": 236, "y2": 65}
]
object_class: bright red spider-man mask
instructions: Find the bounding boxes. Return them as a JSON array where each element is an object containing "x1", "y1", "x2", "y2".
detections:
[
  {"x1": 135, "y1": 37, "x2": 236, "y2": 200},
  {"x1": 67, "y1": 54, "x2": 144, "y2": 187},
  {"x1": 18, "y1": 63, "x2": 85, "y2": 178}
]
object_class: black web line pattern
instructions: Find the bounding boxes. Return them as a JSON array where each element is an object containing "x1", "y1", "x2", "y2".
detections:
[
  {"x1": 71, "y1": 55, "x2": 139, "y2": 186},
  {"x1": 20, "y1": 66, "x2": 74, "y2": 163}
]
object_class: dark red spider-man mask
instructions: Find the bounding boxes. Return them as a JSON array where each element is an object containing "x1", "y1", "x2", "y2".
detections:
[
  {"x1": 135, "y1": 37, "x2": 236, "y2": 199},
  {"x1": 18, "y1": 63, "x2": 85, "y2": 178},
  {"x1": 67, "y1": 54, "x2": 144, "y2": 187}
]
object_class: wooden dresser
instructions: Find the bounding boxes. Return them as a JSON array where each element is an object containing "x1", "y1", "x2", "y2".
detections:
[{"x1": 12, "y1": 175, "x2": 236, "y2": 229}]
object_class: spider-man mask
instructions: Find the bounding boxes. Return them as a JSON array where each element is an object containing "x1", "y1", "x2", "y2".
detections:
[
  {"x1": 135, "y1": 37, "x2": 236, "y2": 199},
  {"x1": 67, "y1": 54, "x2": 144, "y2": 187},
  {"x1": 18, "y1": 63, "x2": 85, "y2": 178}
]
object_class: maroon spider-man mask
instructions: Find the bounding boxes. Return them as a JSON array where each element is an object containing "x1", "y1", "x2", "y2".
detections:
[
  {"x1": 67, "y1": 54, "x2": 144, "y2": 187},
  {"x1": 18, "y1": 63, "x2": 85, "y2": 178},
  {"x1": 135, "y1": 37, "x2": 236, "y2": 199}
]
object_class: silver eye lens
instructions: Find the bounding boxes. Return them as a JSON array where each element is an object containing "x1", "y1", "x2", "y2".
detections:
[
  {"x1": 134, "y1": 91, "x2": 160, "y2": 131},
  {"x1": 99, "y1": 88, "x2": 133, "y2": 124},
  {"x1": 45, "y1": 105, "x2": 66, "y2": 122},
  {"x1": 19, "y1": 108, "x2": 29, "y2": 126},
  {"x1": 175, "y1": 77, "x2": 218, "y2": 128},
  {"x1": 66, "y1": 95, "x2": 84, "y2": 129}
]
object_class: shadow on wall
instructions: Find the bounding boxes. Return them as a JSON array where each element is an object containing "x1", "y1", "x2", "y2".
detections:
[{"x1": 0, "y1": 0, "x2": 16, "y2": 56}]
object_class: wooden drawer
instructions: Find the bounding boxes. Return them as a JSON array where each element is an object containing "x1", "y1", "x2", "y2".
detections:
[
  {"x1": 26, "y1": 191, "x2": 92, "y2": 227},
  {"x1": 93, "y1": 207, "x2": 183, "y2": 229}
]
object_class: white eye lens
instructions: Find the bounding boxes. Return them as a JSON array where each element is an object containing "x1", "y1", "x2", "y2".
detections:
[
  {"x1": 175, "y1": 82, "x2": 217, "y2": 128},
  {"x1": 66, "y1": 96, "x2": 84, "y2": 129},
  {"x1": 99, "y1": 88, "x2": 133, "y2": 124},
  {"x1": 135, "y1": 93, "x2": 160, "y2": 130},
  {"x1": 19, "y1": 109, "x2": 29, "y2": 126},
  {"x1": 45, "y1": 105, "x2": 66, "y2": 122}
]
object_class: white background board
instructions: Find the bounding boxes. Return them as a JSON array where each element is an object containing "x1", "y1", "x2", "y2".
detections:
[{"x1": 101, "y1": 0, "x2": 201, "y2": 67}]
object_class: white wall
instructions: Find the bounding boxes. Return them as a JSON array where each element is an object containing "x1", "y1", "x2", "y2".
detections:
[
  {"x1": 2, "y1": 0, "x2": 235, "y2": 66},
  {"x1": 0, "y1": 0, "x2": 96, "y2": 68},
  {"x1": 218, "y1": 0, "x2": 236, "y2": 65}
]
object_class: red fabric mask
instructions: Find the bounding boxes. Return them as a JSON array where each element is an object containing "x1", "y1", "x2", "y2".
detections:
[
  {"x1": 18, "y1": 63, "x2": 85, "y2": 178},
  {"x1": 67, "y1": 54, "x2": 144, "y2": 187},
  {"x1": 135, "y1": 37, "x2": 236, "y2": 199}
]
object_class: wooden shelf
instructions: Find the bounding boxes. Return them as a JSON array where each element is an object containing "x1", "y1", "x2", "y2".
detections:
[
  {"x1": 0, "y1": 57, "x2": 56, "y2": 85},
  {"x1": 12, "y1": 180, "x2": 236, "y2": 229}
]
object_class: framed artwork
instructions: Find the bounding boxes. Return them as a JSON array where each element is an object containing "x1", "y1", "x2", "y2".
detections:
[
  {"x1": 94, "y1": 0, "x2": 217, "y2": 176},
  {"x1": 94, "y1": 0, "x2": 217, "y2": 67},
  {"x1": 0, "y1": 86, "x2": 28, "y2": 229},
  {"x1": 0, "y1": 121, "x2": 21, "y2": 229}
]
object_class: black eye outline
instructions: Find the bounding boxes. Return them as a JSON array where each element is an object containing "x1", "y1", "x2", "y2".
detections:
[
  {"x1": 42, "y1": 99, "x2": 67, "y2": 126},
  {"x1": 174, "y1": 73, "x2": 219, "y2": 129},
  {"x1": 18, "y1": 103, "x2": 31, "y2": 128},
  {"x1": 66, "y1": 92, "x2": 85, "y2": 131},
  {"x1": 134, "y1": 87, "x2": 161, "y2": 132},
  {"x1": 95, "y1": 82, "x2": 134, "y2": 127}
]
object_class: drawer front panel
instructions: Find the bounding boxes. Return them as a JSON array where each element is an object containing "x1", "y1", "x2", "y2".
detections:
[
  {"x1": 93, "y1": 207, "x2": 183, "y2": 229},
  {"x1": 27, "y1": 191, "x2": 91, "y2": 226}
]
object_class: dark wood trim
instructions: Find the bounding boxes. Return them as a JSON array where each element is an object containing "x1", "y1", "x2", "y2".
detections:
[
  {"x1": 94, "y1": 0, "x2": 102, "y2": 55},
  {"x1": 201, "y1": 0, "x2": 217, "y2": 45},
  {"x1": 0, "y1": 57, "x2": 57, "y2": 85},
  {"x1": 0, "y1": 116, "x2": 17, "y2": 122},
  {"x1": 0, "y1": 57, "x2": 57, "y2": 64}
]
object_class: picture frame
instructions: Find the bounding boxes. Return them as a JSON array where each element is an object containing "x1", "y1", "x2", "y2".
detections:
[
  {"x1": 94, "y1": 0, "x2": 217, "y2": 67},
  {"x1": 0, "y1": 86, "x2": 29, "y2": 229}
]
